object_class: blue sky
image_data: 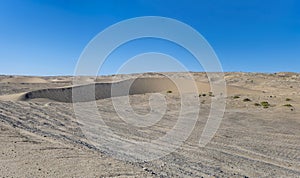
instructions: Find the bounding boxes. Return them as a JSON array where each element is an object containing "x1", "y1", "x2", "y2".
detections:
[{"x1": 0, "y1": 0, "x2": 299, "y2": 75}]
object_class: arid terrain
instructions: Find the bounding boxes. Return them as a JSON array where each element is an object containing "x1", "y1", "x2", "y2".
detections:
[{"x1": 0, "y1": 72, "x2": 299, "y2": 177}]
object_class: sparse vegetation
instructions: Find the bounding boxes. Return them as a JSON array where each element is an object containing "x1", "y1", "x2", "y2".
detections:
[
  {"x1": 233, "y1": 95, "x2": 240, "y2": 99},
  {"x1": 243, "y1": 98, "x2": 251, "y2": 102},
  {"x1": 283, "y1": 104, "x2": 293, "y2": 107},
  {"x1": 208, "y1": 92, "x2": 214, "y2": 97},
  {"x1": 167, "y1": 90, "x2": 172, "y2": 93},
  {"x1": 261, "y1": 101, "x2": 270, "y2": 108},
  {"x1": 202, "y1": 94, "x2": 206, "y2": 97},
  {"x1": 286, "y1": 98, "x2": 292, "y2": 101},
  {"x1": 254, "y1": 103, "x2": 261, "y2": 106}
]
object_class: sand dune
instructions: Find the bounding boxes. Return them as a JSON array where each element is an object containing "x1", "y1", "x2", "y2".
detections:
[
  {"x1": 0, "y1": 76, "x2": 260, "y2": 103},
  {"x1": 0, "y1": 76, "x2": 48, "y2": 83},
  {"x1": 0, "y1": 73, "x2": 300, "y2": 177},
  {"x1": 15, "y1": 77, "x2": 188, "y2": 102}
]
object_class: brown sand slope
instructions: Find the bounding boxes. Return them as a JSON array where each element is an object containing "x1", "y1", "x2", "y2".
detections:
[
  {"x1": 2, "y1": 77, "x2": 181, "y2": 102},
  {"x1": 0, "y1": 77, "x2": 260, "y2": 103}
]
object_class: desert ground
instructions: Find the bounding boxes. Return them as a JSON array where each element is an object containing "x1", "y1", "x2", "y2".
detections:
[{"x1": 0, "y1": 72, "x2": 299, "y2": 177}]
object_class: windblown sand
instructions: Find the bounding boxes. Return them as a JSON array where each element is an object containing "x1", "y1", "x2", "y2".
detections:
[{"x1": 0, "y1": 72, "x2": 299, "y2": 177}]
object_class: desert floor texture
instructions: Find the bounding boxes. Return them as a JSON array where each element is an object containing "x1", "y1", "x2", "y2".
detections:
[{"x1": 0, "y1": 72, "x2": 299, "y2": 177}]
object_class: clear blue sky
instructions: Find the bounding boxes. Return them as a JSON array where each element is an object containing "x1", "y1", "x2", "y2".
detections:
[{"x1": 0, "y1": 0, "x2": 299, "y2": 75}]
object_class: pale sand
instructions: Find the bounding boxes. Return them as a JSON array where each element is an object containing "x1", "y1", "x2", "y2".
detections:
[
  {"x1": 0, "y1": 76, "x2": 48, "y2": 84},
  {"x1": 0, "y1": 72, "x2": 299, "y2": 177}
]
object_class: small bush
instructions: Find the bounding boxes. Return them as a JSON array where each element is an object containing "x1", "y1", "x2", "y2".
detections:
[
  {"x1": 202, "y1": 94, "x2": 206, "y2": 97},
  {"x1": 286, "y1": 98, "x2": 292, "y2": 101},
  {"x1": 283, "y1": 104, "x2": 293, "y2": 107},
  {"x1": 254, "y1": 103, "x2": 261, "y2": 106},
  {"x1": 167, "y1": 90, "x2": 172, "y2": 93},
  {"x1": 261, "y1": 101, "x2": 270, "y2": 108},
  {"x1": 243, "y1": 98, "x2": 251, "y2": 102},
  {"x1": 233, "y1": 95, "x2": 240, "y2": 99},
  {"x1": 208, "y1": 92, "x2": 214, "y2": 97}
]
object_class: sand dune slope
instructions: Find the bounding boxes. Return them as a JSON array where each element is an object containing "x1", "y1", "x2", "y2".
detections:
[
  {"x1": 0, "y1": 76, "x2": 262, "y2": 103},
  {"x1": 0, "y1": 76, "x2": 48, "y2": 83},
  {"x1": 18, "y1": 77, "x2": 183, "y2": 102}
]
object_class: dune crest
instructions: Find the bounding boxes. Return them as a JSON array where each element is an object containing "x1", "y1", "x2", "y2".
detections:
[{"x1": 7, "y1": 77, "x2": 198, "y2": 102}]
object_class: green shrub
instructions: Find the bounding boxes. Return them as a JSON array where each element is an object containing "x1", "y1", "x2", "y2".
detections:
[
  {"x1": 261, "y1": 101, "x2": 270, "y2": 108},
  {"x1": 243, "y1": 98, "x2": 251, "y2": 102},
  {"x1": 283, "y1": 104, "x2": 293, "y2": 107},
  {"x1": 254, "y1": 103, "x2": 261, "y2": 106},
  {"x1": 233, "y1": 95, "x2": 240, "y2": 99}
]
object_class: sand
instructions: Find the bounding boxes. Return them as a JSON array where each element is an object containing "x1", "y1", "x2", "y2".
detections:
[
  {"x1": 0, "y1": 76, "x2": 48, "y2": 84},
  {"x1": 0, "y1": 72, "x2": 299, "y2": 177}
]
